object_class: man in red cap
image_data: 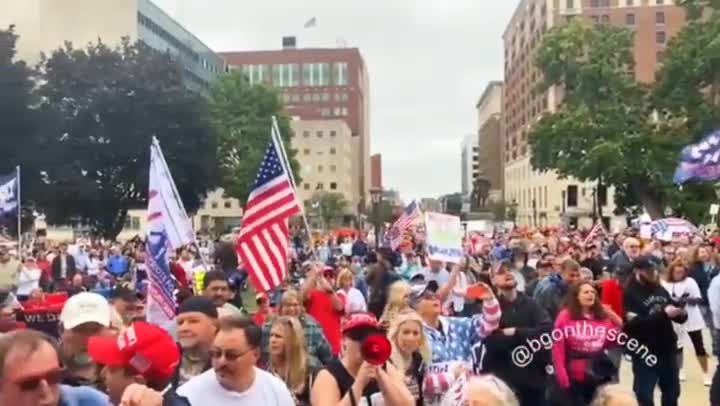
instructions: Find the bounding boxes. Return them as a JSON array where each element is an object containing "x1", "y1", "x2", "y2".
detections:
[{"x1": 88, "y1": 321, "x2": 190, "y2": 405}]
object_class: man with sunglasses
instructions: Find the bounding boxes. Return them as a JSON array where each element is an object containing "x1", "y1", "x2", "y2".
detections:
[
  {"x1": 177, "y1": 317, "x2": 293, "y2": 405},
  {"x1": 0, "y1": 329, "x2": 108, "y2": 406}
]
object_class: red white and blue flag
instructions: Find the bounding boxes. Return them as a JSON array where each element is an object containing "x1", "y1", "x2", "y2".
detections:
[
  {"x1": 146, "y1": 137, "x2": 194, "y2": 328},
  {"x1": 583, "y1": 220, "x2": 607, "y2": 245},
  {"x1": 237, "y1": 124, "x2": 301, "y2": 293},
  {"x1": 386, "y1": 200, "x2": 423, "y2": 250}
]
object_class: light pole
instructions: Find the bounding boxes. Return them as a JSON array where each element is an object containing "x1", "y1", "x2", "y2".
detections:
[{"x1": 370, "y1": 187, "x2": 383, "y2": 249}]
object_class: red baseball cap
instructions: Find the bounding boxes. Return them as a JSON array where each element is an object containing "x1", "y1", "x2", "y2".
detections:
[
  {"x1": 88, "y1": 321, "x2": 180, "y2": 383},
  {"x1": 342, "y1": 312, "x2": 381, "y2": 334}
]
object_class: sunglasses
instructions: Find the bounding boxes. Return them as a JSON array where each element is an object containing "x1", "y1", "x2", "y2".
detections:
[
  {"x1": 12, "y1": 367, "x2": 64, "y2": 391},
  {"x1": 210, "y1": 347, "x2": 254, "y2": 361}
]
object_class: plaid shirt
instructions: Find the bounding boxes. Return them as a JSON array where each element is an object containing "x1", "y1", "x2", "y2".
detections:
[{"x1": 261, "y1": 314, "x2": 333, "y2": 365}]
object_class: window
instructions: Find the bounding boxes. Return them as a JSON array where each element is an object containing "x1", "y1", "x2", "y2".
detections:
[
  {"x1": 316, "y1": 131, "x2": 323, "y2": 138},
  {"x1": 342, "y1": 93, "x2": 349, "y2": 101},
  {"x1": 333, "y1": 107, "x2": 341, "y2": 116},
  {"x1": 321, "y1": 93, "x2": 330, "y2": 101},
  {"x1": 334, "y1": 62, "x2": 349, "y2": 86},
  {"x1": 271, "y1": 64, "x2": 299, "y2": 87},
  {"x1": 330, "y1": 182, "x2": 338, "y2": 190},
  {"x1": 656, "y1": 0, "x2": 664, "y2": 4},
  {"x1": 601, "y1": 15, "x2": 609, "y2": 23},
  {"x1": 303, "y1": 63, "x2": 330, "y2": 86},
  {"x1": 318, "y1": 165, "x2": 324, "y2": 172},
  {"x1": 211, "y1": 201, "x2": 219, "y2": 209},
  {"x1": 330, "y1": 147, "x2": 336, "y2": 155},
  {"x1": 657, "y1": 50, "x2": 665, "y2": 63},
  {"x1": 292, "y1": 94, "x2": 300, "y2": 102},
  {"x1": 282, "y1": 94, "x2": 291, "y2": 103},
  {"x1": 330, "y1": 165, "x2": 337, "y2": 172},
  {"x1": 320, "y1": 108, "x2": 331, "y2": 117},
  {"x1": 243, "y1": 64, "x2": 269, "y2": 85},
  {"x1": 315, "y1": 183, "x2": 324, "y2": 191},
  {"x1": 303, "y1": 183, "x2": 310, "y2": 190},
  {"x1": 567, "y1": 185, "x2": 578, "y2": 207},
  {"x1": 590, "y1": 0, "x2": 598, "y2": 6},
  {"x1": 303, "y1": 131, "x2": 310, "y2": 138},
  {"x1": 341, "y1": 107, "x2": 348, "y2": 116},
  {"x1": 131, "y1": 217, "x2": 140, "y2": 230},
  {"x1": 656, "y1": 12, "x2": 665, "y2": 24},
  {"x1": 656, "y1": 31, "x2": 667, "y2": 44},
  {"x1": 224, "y1": 201, "x2": 232, "y2": 209},
  {"x1": 626, "y1": 0, "x2": 634, "y2": 5},
  {"x1": 303, "y1": 148, "x2": 310, "y2": 155},
  {"x1": 303, "y1": 94, "x2": 311, "y2": 102},
  {"x1": 566, "y1": 0, "x2": 574, "y2": 8},
  {"x1": 626, "y1": 13, "x2": 635, "y2": 25},
  {"x1": 330, "y1": 131, "x2": 337, "y2": 137},
  {"x1": 334, "y1": 93, "x2": 342, "y2": 101},
  {"x1": 312, "y1": 93, "x2": 320, "y2": 102}
]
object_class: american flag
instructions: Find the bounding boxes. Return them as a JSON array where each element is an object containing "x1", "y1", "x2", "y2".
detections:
[
  {"x1": 583, "y1": 220, "x2": 607, "y2": 245},
  {"x1": 386, "y1": 200, "x2": 423, "y2": 250},
  {"x1": 237, "y1": 129, "x2": 301, "y2": 293}
]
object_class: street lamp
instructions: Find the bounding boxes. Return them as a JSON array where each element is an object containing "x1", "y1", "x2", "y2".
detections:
[{"x1": 370, "y1": 187, "x2": 383, "y2": 249}]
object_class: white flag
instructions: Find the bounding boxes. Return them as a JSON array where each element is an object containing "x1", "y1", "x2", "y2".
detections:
[{"x1": 148, "y1": 137, "x2": 195, "y2": 249}]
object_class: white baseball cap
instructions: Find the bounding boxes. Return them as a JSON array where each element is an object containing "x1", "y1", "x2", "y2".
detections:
[{"x1": 60, "y1": 292, "x2": 111, "y2": 329}]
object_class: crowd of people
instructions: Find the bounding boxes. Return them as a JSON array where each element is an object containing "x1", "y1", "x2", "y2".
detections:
[{"x1": 2, "y1": 226, "x2": 720, "y2": 405}]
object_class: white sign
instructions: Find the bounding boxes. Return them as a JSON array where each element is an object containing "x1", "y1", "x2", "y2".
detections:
[{"x1": 425, "y1": 212, "x2": 464, "y2": 264}]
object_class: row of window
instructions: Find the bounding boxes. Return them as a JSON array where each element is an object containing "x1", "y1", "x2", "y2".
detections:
[
  {"x1": 282, "y1": 92, "x2": 350, "y2": 103},
  {"x1": 240, "y1": 62, "x2": 349, "y2": 87},
  {"x1": 208, "y1": 200, "x2": 235, "y2": 209},
  {"x1": 302, "y1": 147, "x2": 339, "y2": 155},
  {"x1": 507, "y1": 185, "x2": 608, "y2": 211},
  {"x1": 593, "y1": 11, "x2": 666, "y2": 26},
  {"x1": 297, "y1": 130, "x2": 339, "y2": 138},
  {"x1": 303, "y1": 182, "x2": 339, "y2": 191},
  {"x1": 320, "y1": 107, "x2": 349, "y2": 117},
  {"x1": 568, "y1": 0, "x2": 666, "y2": 7}
]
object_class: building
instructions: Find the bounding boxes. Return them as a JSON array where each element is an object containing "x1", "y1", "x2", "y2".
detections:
[
  {"x1": 460, "y1": 134, "x2": 480, "y2": 196},
  {"x1": 2, "y1": 0, "x2": 224, "y2": 93},
  {"x1": 371, "y1": 154, "x2": 383, "y2": 189},
  {"x1": 220, "y1": 43, "x2": 371, "y2": 212},
  {"x1": 476, "y1": 81, "x2": 504, "y2": 203},
  {"x1": 2, "y1": 0, "x2": 241, "y2": 238},
  {"x1": 289, "y1": 119, "x2": 358, "y2": 214},
  {"x1": 502, "y1": 0, "x2": 685, "y2": 229}
]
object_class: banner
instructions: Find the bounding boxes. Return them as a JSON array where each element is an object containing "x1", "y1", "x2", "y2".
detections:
[{"x1": 425, "y1": 212, "x2": 463, "y2": 263}]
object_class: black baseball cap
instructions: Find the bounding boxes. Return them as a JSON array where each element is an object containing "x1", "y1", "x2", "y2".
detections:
[{"x1": 633, "y1": 256, "x2": 659, "y2": 271}]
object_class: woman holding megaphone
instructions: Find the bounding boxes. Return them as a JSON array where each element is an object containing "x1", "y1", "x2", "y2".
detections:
[{"x1": 311, "y1": 312, "x2": 415, "y2": 406}]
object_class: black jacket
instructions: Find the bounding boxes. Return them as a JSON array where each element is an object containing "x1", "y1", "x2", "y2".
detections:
[
  {"x1": 479, "y1": 292, "x2": 552, "y2": 390},
  {"x1": 689, "y1": 261, "x2": 718, "y2": 305},
  {"x1": 623, "y1": 277, "x2": 688, "y2": 356},
  {"x1": 51, "y1": 254, "x2": 77, "y2": 281},
  {"x1": 163, "y1": 391, "x2": 192, "y2": 406}
]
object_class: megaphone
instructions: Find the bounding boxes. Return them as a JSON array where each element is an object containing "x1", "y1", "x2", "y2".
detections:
[{"x1": 361, "y1": 334, "x2": 391, "y2": 366}]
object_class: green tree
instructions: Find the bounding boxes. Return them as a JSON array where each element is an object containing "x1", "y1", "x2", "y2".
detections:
[
  {"x1": 529, "y1": 21, "x2": 685, "y2": 219},
  {"x1": 0, "y1": 26, "x2": 45, "y2": 233},
  {"x1": 311, "y1": 192, "x2": 349, "y2": 229},
  {"x1": 367, "y1": 200, "x2": 397, "y2": 226},
  {"x1": 209, "y1": 72, "x2": 301, "y2": 204},
  {"x1": 32, "y1": 38, "x2": 218, "y2": 239}
]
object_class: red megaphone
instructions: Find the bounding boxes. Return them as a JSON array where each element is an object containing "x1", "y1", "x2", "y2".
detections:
[{"x1": 361, "y1": 334, "x2": 391, "y2": 366}]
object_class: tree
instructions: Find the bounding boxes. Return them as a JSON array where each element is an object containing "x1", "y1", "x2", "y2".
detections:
[
  {"x1": 367, "y1": 200, "x2": 397, "y2": 226},
  {"x1": 209, "y1": 72, "x2": 301, "y2": 204},
  {"x1": 31, "y1": 38, "x2": 218, "y2": 239},
  {"x1": 311, "y1": 192, "x2": 349, "y2": 229},
  {"x1": 529, "y1": 21, "x2": 686, "y2": 219}
]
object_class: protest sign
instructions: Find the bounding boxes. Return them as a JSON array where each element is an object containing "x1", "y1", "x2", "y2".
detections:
[{"x1": 425, "y1": 212, "x2": 463, "y2": 263}]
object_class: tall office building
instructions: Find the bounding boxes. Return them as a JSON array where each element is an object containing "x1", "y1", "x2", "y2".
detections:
[
  {"x1": 461, "y1": 134, "x2": 480, "y2": 196},
  {"x1": 502, "y1": 0, "x2": 685, "y2": 228},
  {"x1": 476, "y1": 81, "x2": 504, "y2": 202},
  {"x1": 371, "y1": 154, "x2": 383, "y2": 190},
  {"x1": 1, "y1": 0, "x2": 224, "y2": 92},
  {"x1": 220, "y1": 42, "x2": 371, "y2": 213}
]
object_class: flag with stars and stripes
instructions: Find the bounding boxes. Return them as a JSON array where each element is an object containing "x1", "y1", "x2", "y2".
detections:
[
  {"x1": 386, "y1": 200, "x2": 423, "y2": 250},
  {"x1": 583, "y1": 220, "x2": 607, "y2": 245},
  {"x1": 236, "y1": 126, "x2": 301, "y2": 293},
  {"x1": 674, "y1": 129, "x2": 720, "y2": 184}
]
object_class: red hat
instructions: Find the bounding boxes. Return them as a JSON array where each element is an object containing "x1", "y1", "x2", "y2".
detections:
[
  {"x1": 88, "y1": 322, "x2": 180, "y2": 383},
  {"x1": 342, "y1": 312, "x2": 381, "y2": 334}
]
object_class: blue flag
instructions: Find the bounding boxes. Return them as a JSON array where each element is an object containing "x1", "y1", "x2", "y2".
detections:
[
  {"x1": 0, "y1": 172, "x2": 18, "y2": 217},
  {"x1": 674, "y1": 129, "x2": 720, "y2": 184}
]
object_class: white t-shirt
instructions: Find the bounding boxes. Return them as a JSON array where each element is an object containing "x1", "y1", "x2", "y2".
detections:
[
  {"x1": 337, "y1": 287, "x2": 367, "y2": 313},
  {"x1": 340, "y1": 242, "x2": 353, "y2": 257},
  {"x1": 177, "y1": 367, "x2": 294, "y2": 406},
  {"x1": 16, "y1": 267, "x2": 41, "y2": 296},
  {"x1": 661, "y1": 278, "x2": 705, "y2": 332}
]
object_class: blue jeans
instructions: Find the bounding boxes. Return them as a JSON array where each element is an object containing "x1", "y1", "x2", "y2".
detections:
[{"x1": 631, "y1": 354, "x2": 680, "y2": 406}]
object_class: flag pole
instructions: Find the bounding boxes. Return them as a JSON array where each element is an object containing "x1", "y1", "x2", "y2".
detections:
[
  {"x1": 16, "y1": 165, "x2": 21, "y2": 257},
  {"x1": 271, "y1": 116, "x2": 317, "y2": 259}
]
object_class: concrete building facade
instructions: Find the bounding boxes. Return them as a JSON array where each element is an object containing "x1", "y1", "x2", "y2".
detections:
[
  {"x1": 290, "y1": 119, "x2": 358, "y2": 215},
  {"x1": 220, "y1": 45, "x2": 371, "y2": 214},
  {"x1": 476, "y1": 81, "x2": 504, "y2": 202},
  {"x1": 502, "y1": 0, "x2": 686, "y2": 229},
  {"x1": 2, "y1": 0, "x2": 224, "y2": 92},
  {"x1": 460, "y1": 134, "x2": 480, "y2": 196}
]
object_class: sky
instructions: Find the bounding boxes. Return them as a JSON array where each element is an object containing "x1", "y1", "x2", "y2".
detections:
[{"x1": 153, "y1": 0, "x2": 518, "y2": 202}]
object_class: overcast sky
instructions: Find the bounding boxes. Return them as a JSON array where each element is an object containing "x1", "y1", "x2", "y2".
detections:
[{"x1": 154, "y1": 0, "x2": 517, "y2": 201}]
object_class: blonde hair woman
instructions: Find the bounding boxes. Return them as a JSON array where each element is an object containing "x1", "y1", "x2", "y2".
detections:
[
  {"x1": 380, "y1": 280, "x2": 412, "y2": 328},
  {"x1": 388, "y1": 311, "x2": 430, "y2": 406},
  {"x1": 440, "y1": 375, "x2": 520, "y2": 406},
  {"x1": 335, "y1": 267, "x2": 367, "y2": 313},
  {"x1": 268, "y1": 316, "x2": 319, "y2": 406}
]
